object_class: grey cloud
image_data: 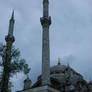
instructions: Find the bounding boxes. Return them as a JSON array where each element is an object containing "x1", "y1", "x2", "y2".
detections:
[{"x1": 0, "y1": 0, "x2": 92, "y2": 92}]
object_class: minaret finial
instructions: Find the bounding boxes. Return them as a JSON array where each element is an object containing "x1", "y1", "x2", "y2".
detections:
[
  {"x1": 11, "y1": 10, "x2": 14, "y2": 20},
  {"x1": 58, "y1": 58, "x2": 61, "y2": 65}
]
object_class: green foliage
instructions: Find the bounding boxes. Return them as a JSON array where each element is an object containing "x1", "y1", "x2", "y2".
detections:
[
  {"x1": 10, "y1": 59, "x2": 30, "y2": 76},
  {"x1": 0, "y1": 43, "x2": 31, "y2": 91},
  {"x1": 8, "y1": 81, "x2": 13, "y2": 92},
  {"x1": 0, "y1": 44, "x2": 30, "y2": 76}
]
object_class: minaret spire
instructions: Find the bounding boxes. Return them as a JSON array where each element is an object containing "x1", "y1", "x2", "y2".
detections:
[
  {"x1": 8, "y1": 10, "x2": 15, "y2": 37},
  {"x1": 40, "y1": 0, "x2": 51, "y2": 86},
  {"x1": 11, "y1": 10, "x2": 14, "y2": 20}
]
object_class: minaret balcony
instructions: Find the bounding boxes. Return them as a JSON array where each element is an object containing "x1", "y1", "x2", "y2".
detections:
[
  {"x1": 5, "y1": 35, "x2": 15, "y2": 43},
  {"x1": 40, "y1": 16, "x2": 51, "y2": 27}
]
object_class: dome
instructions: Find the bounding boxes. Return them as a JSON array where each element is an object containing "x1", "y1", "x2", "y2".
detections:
[
  {"x1": 50, "y1": 64, "x2": 83, "y2": 84},
  {"x1": 32, "y1": 63, "x2": 88, "y2": 92},
  {"x1": 50, "y1": 64, "x2": 67, "y2": 74}
]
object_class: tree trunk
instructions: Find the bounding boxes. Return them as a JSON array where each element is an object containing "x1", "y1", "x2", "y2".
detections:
[
  {"x1": 1, "y1": 65, "x2": 10, "y2": 92},
  {"x1": 1, "y1": 43, "x2": 12, "y2": 92}
]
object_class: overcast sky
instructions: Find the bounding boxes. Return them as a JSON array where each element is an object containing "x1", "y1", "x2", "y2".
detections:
[{"x1": 0, "y1": 0, "x2": 92, "y2": 92}]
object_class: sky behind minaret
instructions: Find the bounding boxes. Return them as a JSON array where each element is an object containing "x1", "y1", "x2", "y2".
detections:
[{"x1": 0, "y1": 0, "x2": 92, "y2": 92}]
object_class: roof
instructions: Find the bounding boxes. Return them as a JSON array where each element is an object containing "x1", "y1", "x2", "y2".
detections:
[{"x1": 31, "y1": 64, "x2": 89, "y2": 92}]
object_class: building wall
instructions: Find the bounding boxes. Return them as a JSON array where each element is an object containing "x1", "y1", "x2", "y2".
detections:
[{"x1": 20, "y1": 86, "x2": 60, "y2": 92}]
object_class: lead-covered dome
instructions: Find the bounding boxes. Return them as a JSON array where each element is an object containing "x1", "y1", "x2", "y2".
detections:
[{"x1": 50, "y1": 64, "x2": 67, "y2": 74}]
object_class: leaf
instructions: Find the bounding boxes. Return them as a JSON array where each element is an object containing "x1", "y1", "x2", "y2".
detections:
[
  {"x1": 10, "y1": 59, "x2": 30, "y2": 76},
  {"x1": 0, "y1": 43, "x2": 31, "y2": 91}
]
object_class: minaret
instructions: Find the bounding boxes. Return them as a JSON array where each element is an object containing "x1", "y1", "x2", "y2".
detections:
[
  {"x1": 1, "y1": 11, "x2": 15, "y2": 92},
  {"x1": 40, "y1": 0, "x2": 51, "y2": 86}
]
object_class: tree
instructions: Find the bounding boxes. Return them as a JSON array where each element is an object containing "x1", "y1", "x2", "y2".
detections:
[{"x1": 0, "y1": 43, "x2": 30, "y2": 92}]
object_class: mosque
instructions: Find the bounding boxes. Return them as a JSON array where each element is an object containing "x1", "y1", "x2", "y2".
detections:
[{"x1": 5, "y1": 0, "x2": 92, "y2": 92}]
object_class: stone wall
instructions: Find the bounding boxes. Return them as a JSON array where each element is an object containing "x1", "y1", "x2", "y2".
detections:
[{"x1": 20, "y1": 86, "x2": 60, "y2": 92}]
